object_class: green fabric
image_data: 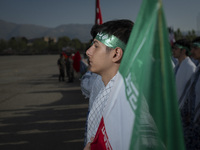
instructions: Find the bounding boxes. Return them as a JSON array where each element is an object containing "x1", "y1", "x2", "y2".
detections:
[
  {"x1": 193, "y1": 42, "x2": 200, "y2": 48},
  {"x1": 95, "y1": 32, "x2": 126, "y2": 51},
  {"x1": 174, "y1": 44, "x2": 190, "y2": 52},
  {"x1": 119, "y1": 0, "x2": 185, "y2": 149}
]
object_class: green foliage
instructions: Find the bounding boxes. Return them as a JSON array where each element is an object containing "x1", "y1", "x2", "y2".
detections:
[
  {"x1": 174, "y1": 28, "x2": 183, "y2": 41},
  {"x1": 174, "y1": 28, "x2": 197, "y2": 41},
  {"x1": 7, "y1": 37, "x2": 28, "y2": 54},
  {"x1": 1, "y1": 27, "x2": 197, "y2": 55},
  {"x1": 57, "y1": 36, "x2": 71, "y2": 52},
  {"x1": 71, "y1": 38, "x2": 82, "y2": 50},
  {"x1": 8, "y1": 37, "x2": 18, "y2": 50},
  {"x1": 185, "y1": 30, "x2": 197, "y2": 41},
  {"x1": 0, "y1": 39, "x2": 8, "y2": 52},
  {"x1": 0, "y1": 36, "x2": 90, "y2": 55},
  {"x1": 32, "y1": 38, "x2": 48, "y2": 53}
]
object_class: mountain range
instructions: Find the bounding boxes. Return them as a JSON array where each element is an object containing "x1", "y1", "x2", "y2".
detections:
[
  {"x1": 0, "y1": 20, "x2": 93, "y2": 42},
  {"x1": 1, "y1": 20, "x2": 199, "y2": 43}
]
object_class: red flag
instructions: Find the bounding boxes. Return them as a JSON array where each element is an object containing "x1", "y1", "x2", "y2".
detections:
[
  {"x1": 91, "y1": 118, "x2": 112, "y2": 150},
  {"x1": 95, "y1": 0, "x2": 103, "y2": 25},
  {"x1": 72, "y1": 51, "x2": 81, "y2": 72}
]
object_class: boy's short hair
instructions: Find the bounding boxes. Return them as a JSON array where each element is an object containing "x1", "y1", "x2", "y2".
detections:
[
  {"x1": 173, "y1": 38, "x2": 191, "y2": 56},
  {"x1": 191, "y1": 36, "x2": 200, "y2": 49},
  {"x1": 192, "y1": 36, "x2": 200, "y2": 43},
  {"x1": 90, "y1": 19, "x2": 134, "y2": 51}
]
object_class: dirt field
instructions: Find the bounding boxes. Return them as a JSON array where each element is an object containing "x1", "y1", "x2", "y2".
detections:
[{"x1": 0, "y1": 55, "x2": 88, "y2": 150}]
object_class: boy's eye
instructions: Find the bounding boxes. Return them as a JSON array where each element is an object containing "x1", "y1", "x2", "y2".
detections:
[
  {"x1": 94, "y1": 44, "x2": 98, "y2": 48},
  {"x1": 90, "y1": 41, "x2": 98, "y2": 48}
]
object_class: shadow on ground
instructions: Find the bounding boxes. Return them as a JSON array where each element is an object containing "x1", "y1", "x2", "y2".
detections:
[{"x1": 0, "y1": 74, "x2": 88, "y2": 150}]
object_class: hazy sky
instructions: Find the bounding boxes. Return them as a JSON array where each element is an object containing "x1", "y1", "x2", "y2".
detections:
[{"x1": 0, "y1": 0, "x2": 200, "y2": 31}]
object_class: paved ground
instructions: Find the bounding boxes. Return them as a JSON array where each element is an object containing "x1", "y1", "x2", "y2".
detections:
[{"x1": 0, "y1": 55, "x2": 88, "y2": 150}]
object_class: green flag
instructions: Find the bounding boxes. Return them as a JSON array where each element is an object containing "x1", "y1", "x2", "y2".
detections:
[
  {"x1": 90, "y1": 0, "x2": 185, "y2": 149},
  {"x1": 120, "y1": 0, "x2": 185, "y2": 149}
]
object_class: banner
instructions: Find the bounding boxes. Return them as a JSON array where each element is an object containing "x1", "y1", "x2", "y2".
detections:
[{"x1": 91, "y1": 0, "x2": 185, "y2": 149}]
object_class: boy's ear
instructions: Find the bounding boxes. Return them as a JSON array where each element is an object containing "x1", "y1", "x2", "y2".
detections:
[{"x1": 112, "y1": 47, "x2": 123, "y2": 62}]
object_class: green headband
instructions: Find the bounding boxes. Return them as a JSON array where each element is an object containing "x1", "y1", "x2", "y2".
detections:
[
  {"x1": 175, "y1": 44, "x2": 190, "y2": 52},
  {"x1": 192, "y1": 42, "x2": 200, "y2": 48},
  {"x1": 95, "y1": 32, "x2": 126, "y2": 51}
]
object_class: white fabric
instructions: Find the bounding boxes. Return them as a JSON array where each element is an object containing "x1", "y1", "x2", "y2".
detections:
[
  {"x1": 80, "y1": 71, "x2": 104, "y2": 110},
  {"x1": 194, "y1": 65, "x2": 200, "y2": 122},
  {"x1": 171, "y1": 60, "x2": 175, "y2": 69},
  {"x1": 172, "y1": 56, "x2": 178, "y2": 66},
  {"x1": 103, "y1": 73, "x2": 134, "y2": 150},
  {"x1": 80, "y1": 71, "x2": 97, "y2": 98},
  {"x1": 89, "y1": 74, "x2": 104, "y2": 110},
  {"x1": 194, "y1": 66, "x2": 200, "y2": 108},
  {"x1": 86, "y1": 72, "x2": 118, "y2": 143},
  {"x1": 100, "y1": 72, "x2": 163, "y2": 149},
  {"x1": 175, "y1": 57, "x2": 196, "y2": 100}
]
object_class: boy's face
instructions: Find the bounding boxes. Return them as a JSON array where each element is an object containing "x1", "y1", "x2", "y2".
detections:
[
  {"x1": 172, "y1": 47, "x2": 182, "y2": 58},
  {"x1": 86, "y1": 39, "x2": 113, "y2": 75},
  {"x1": 191, "y1": 46, "x2": 200, "y2": 61}
]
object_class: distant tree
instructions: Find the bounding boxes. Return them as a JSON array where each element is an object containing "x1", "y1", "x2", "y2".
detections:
[
  {"x1": 70, "y1": 38, "x2": 82, "y2": 50},
  {"x1": 81, "y1": 41, "x2": 91, "y2": 54},
  {"x1": 48, "y1": 39, "x2": 57, "y2": 53},
  {"x1": 17, "y1": 37, "x2": 28, "y2": 53},
  {"x1": 186, "y1": 30, "x2": 196, "y2": 41},
  {"x1": 21, "y1": 37, "x2": 28, "y2": 43},
  {"x1": 7, "y1": 37, "x2": 28, "y2": 54},
  {"x1": 8, "y1": 37, "x2": 18, "y2": 50},
  {"x1": 0, "y1": 39, "x2": 8, "y2": 53},
  {"x1": 174, "y1": 28, "x2": 183, "y2": 40},
  {"x1": 80, "y1": 43, "x2": 88, "y2": 53},
  {"x1": 57, "y1": 36, "x2": 71, "y2": 52},
  {"x1": 32, "y1": 38, "x2": 48, "y2": 53}
]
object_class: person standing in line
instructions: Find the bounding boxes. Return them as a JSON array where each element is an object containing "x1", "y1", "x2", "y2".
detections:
[
  {"x1": 57, "y1": 53, "x2": 65, "y2": 81},
  {"x1": 178, "y1": 37, "x2": 200, "y2": 150},
  {"x1": 65, "y1": 52, "x2": 74, "y2": 83},
  {"x1": 83, "y1": 19, "x2": 134, "y2": 150},
  {"x1": 172, "y1": 39, "x2": 196, "y2": 100},
  {"x1": 190, "y1": 37, "x2": 200, "y2": 150}
]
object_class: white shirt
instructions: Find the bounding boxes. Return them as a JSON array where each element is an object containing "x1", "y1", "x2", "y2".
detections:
[
  {"x1": 194, "y1": 65, "x2": 200, "y2": 122},
  {"x1": 175, "y1": 57, "x2": 196, "y2": 100},
  {"x1": 86, "y1": 72, "x2": 118, "y2": 143}
]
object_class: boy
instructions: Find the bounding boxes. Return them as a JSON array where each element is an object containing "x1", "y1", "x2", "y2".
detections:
[
  {"x1": 172, "y1": 39, "x2": 196, "y2": 100},
  {"x1": 179, "y1": 37, "x2": 200, "y2": 149},
  {"x1": 84, "y1": 19, "x2": 134, "y2": 149}
]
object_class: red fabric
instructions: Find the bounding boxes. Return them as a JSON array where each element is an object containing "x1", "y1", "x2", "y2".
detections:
[
  {"x1": 95, "y1": 0, "x2": 103, "y2": 25},
  {"x1": 73, "y1": 51, "x2": 81, "y2": 72},
  {"x1": 62, "y1": 52, "x2": 68, "y2": 59},
  {"x1": 91, "y1": 117, "x2": 112, "y2": 150}
]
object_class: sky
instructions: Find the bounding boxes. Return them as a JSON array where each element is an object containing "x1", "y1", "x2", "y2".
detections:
[{"x1": 0, "y1": 0, "x2": 200, "y2": 32}]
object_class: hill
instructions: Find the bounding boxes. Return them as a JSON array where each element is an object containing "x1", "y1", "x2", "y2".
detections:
[{"x1": 0, "y1": 20, "x2": 93, "y2": 42}]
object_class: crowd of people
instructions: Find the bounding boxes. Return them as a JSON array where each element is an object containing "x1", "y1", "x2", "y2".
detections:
[
  {"x1": 57, "y1": 51, "x2": 88, "y2": 83},
  {"x1": 172, "y1": 37, "x2": 200, "y2": 150},
  {"x1": 79, "y1": 18, "x2": 200, "y2": 150}
]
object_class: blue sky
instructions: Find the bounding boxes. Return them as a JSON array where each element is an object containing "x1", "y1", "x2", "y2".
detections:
[{"x1": 0, "y1": 0, "x2": 200, "y2": 31}]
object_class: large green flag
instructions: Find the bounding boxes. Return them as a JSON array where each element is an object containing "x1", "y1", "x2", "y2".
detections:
[
  {"x1": 90, "y1": 0, "x2": 185, "y2": 149},
  {"x1": 120, "y1": 0, "x2": 185, "y2": 149}
]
